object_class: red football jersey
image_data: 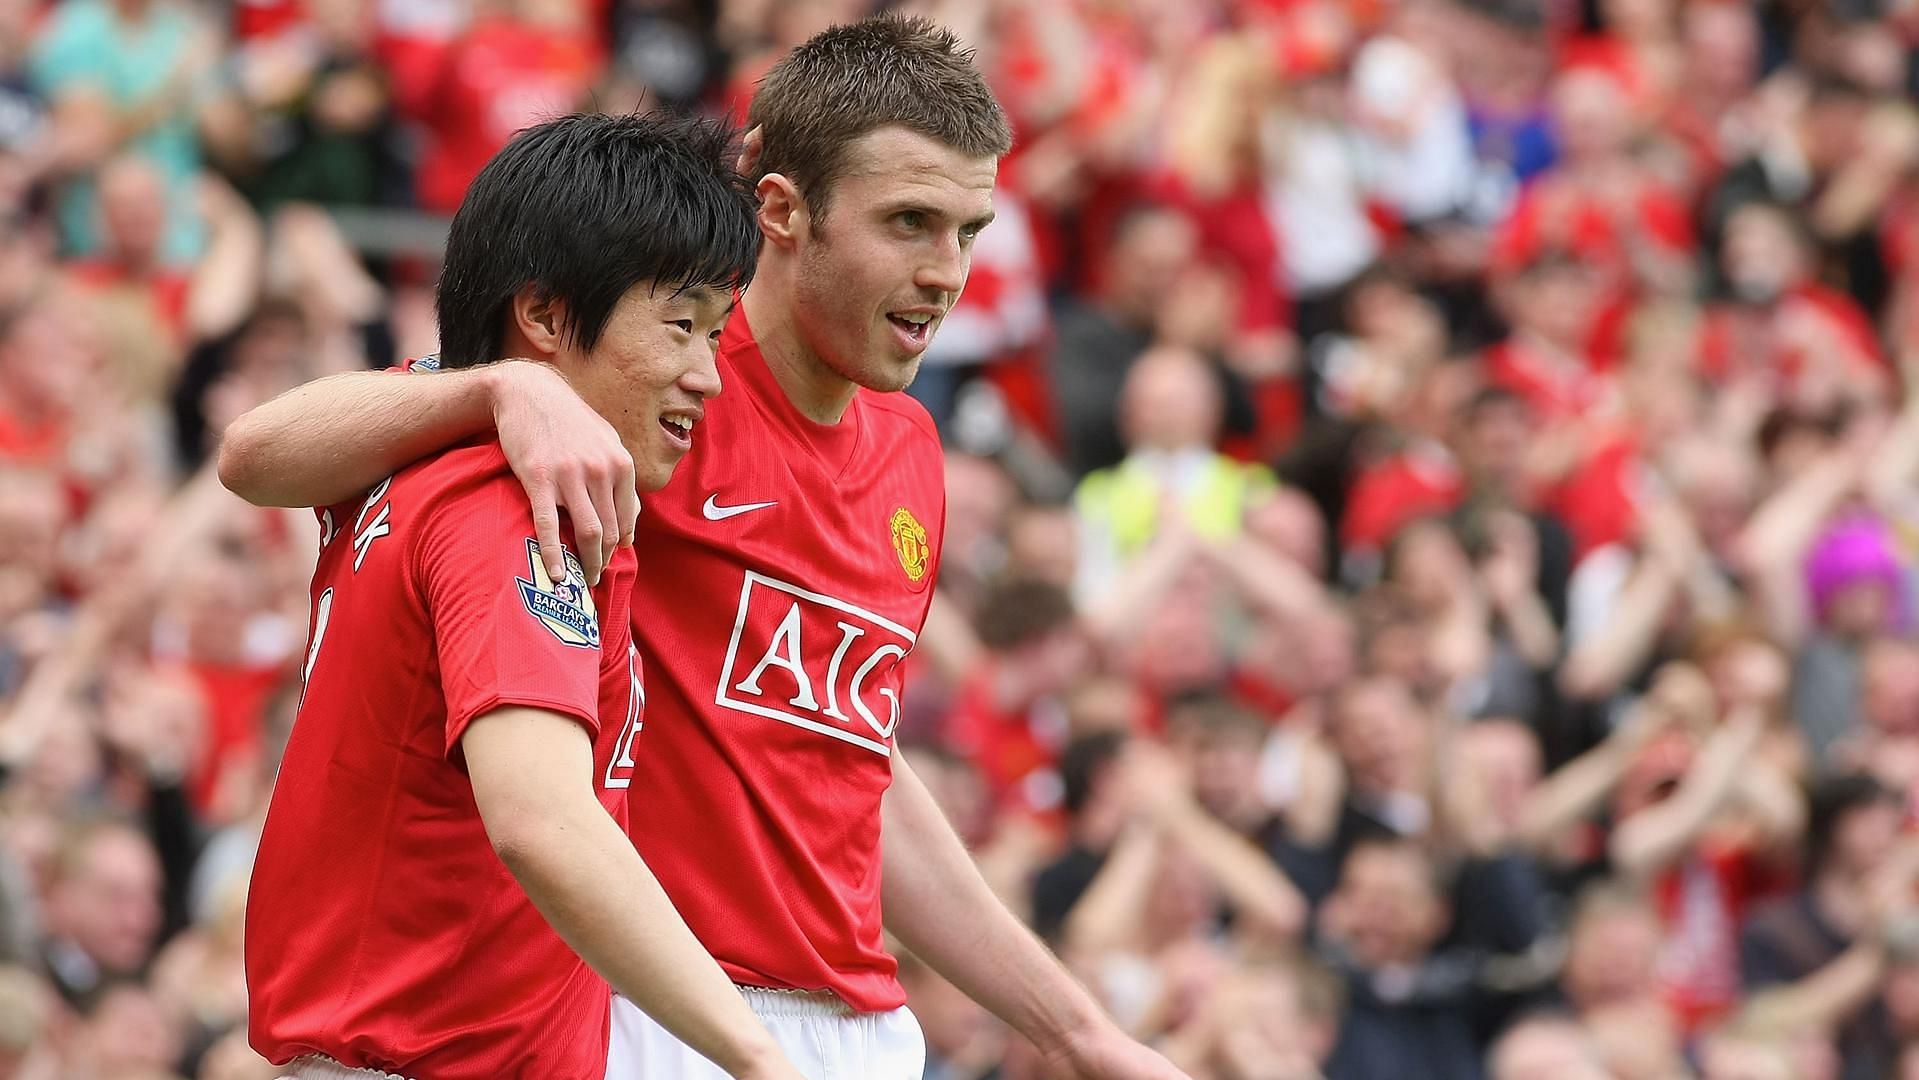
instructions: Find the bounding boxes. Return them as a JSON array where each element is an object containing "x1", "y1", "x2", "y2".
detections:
[
  {"x1": 622, "y1": 312, "x2": 946, "y2": 1012},
  {"x1": 246, "y1": 439, "x2": 642, "y2": 1079}
]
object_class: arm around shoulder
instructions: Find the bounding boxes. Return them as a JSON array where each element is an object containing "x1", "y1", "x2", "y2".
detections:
[
  {"x1": 217, "y1": 364, "x2": 509, "y2": 509},
  {"x1": 220, "y1": 359, "x2": 637, "y2": 586}
]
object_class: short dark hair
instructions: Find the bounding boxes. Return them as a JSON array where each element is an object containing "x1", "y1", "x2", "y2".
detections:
[
  {"x1": 1464, "y1": 384, "x2": 1527, "y2": 423},
  {"x1": 1724, "y1": 197, "x2": 1816, "y2": 256},
  {"x1": 974, "y1": 577, "x2": 1077, "y2": 651},
  {"x1": 1808, "y1": 70, "x2": 1871, "y2": 109},
  {"x1": 1105, "y1": 200, "x2": 1182, "y2": 247},
  {"x1": 1807, "y1": 773, "x2": 1898, "y2": 873},
  {"x1": 1060, "y1": 730, "x2": 1128, "y2": 816},
  {"x1": 1165, "y1": 692, "x2": 1266, "y2": 745},
  {"x1": 435, "y1": 113, "x2": 760, "y2": 370},
  {"x1": 1344, "y1": 836, "x2": 1450, "y2": 900},
  {"x1": 746, "y1": 14, "x2": 1011, "y2": 218}
]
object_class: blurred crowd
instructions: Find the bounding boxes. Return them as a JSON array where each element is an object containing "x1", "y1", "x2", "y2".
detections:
[{"x1": 6, "y1": 0, "x2": 1919, "y2": 1078}]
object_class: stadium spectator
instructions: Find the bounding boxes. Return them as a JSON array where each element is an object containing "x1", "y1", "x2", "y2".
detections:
[
  {"x1": 1050, "y1": 204, "x2": 1199, "y2": 478},
  {"x1": 1316, "y1": 838, "x2": 1485, "y2": 1080},
  {"x1": 29, "y1": 0, "x2": 215, "y2": 264},
  {"x1": 37, "y1": 820, "x2": 163, "y2": 1009}
]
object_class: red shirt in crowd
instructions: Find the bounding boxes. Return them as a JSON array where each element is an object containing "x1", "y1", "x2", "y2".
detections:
[
  {"x1": 0, "y1": 410, "x2": 64, "y2": 465},
  {"x1": 66, "y1": 260, "x2": 191, "y2": 343},
  {"x1": 229, "y1": 0, "x2": 307, "y2": 41},
  {"x1": 945, "y1": 661, "x2": 1070, "y2": 817},
  {"x1": 1341, "y1": 443, "x2": 1465, "y2": 553},
  {"x1": 1699, "y1": 284, "x2": 1886, "y2": 386},
  {"x1": 414, "y1": 16, "x2": 602, "y2": 214},
  {"x1": 246, "y1": 439, "x2": 640, "y2": 1079},
  {"x1": 1542, "y1": 432, "x2": 1643, "y2": 558},
  {"x1": 183, "y1": 662, "x2": 282, "y2": 814},
  {"x1": 1655, "y1": 836, "x2": 1787, "y2": 1034},
  {"x1": 1150, "y1": 173, "x2": 1290, "y2": 336},
  {"x1": 1490, "y1": 174, "x2": 1693, "y2": 293}
]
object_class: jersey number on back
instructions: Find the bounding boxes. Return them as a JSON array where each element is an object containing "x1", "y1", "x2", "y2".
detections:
[
  {"x1": 299, "y1": 479, "x2": 396, "y2": 711},
  {"x1": 297, "y1": 588, "x2": 334, "y2": 711}
]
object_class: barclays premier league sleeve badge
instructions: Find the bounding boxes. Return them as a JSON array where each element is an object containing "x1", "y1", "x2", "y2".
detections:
[{"x1": 516, "y1": 539, "x2": 600, "y2": 649}]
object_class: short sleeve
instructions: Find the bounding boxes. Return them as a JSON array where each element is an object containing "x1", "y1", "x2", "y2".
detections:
[{"x1": 414, "y1": 472, "x2": 605, "y2": 761}]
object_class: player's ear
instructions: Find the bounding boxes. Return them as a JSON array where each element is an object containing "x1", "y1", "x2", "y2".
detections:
[
  {"x1": 755, "y1": 173, "x2": 806, "y2": 251},
  {"x1": 510, "y1": 286, "x2": 569, "y2": 358}
]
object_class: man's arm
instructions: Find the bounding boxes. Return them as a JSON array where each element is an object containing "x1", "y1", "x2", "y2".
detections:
[
  {"x1": 1609, "y1": 706, "x2": 1766, "y2": 880},
  {"x1": 1733, "y1": 440, "x2": 1866, "y2": 648},
  {"x1": 218, "y1": 366, "x2": 490, "y2": 506},
  {"x1": 464, "y1": 708, "x2": 799, "y2": 1080},
  {"x1": 880, "y1": 752, "x2": 1189, "y2": 1080},
  {"x1": 1122, "y1": 745, "x2": 1306, "y2": 937},
  {"x1": 1557, "y1": 547, "x2": 1683, "y2": 701},
  {"x1": 218, "y1": 361, "x2": 636, "y2": 583},
  {"x1": 2, "y1": 465, "x2": 234, "y2": 770},
  {"x1": 1744, "y1": 841, "x2": 1919, "y2": 1034},
  {"x1": 184, "y1": 176, "x2": 265, "y2": 346},
  {"x1": 1740, "y1": 939, "x2": 1885, "y2": 1035},
  {"x1": 1516, "y1": 702, "x2": 1658, "y2": 854}
]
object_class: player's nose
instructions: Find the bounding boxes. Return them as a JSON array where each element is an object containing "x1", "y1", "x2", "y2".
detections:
[
  {"x1": 682, "y1": 350, "x2": 722, "y2": 399},
  {"x1": 914, "y1": 234, "x2": 967, "y2": 296}
]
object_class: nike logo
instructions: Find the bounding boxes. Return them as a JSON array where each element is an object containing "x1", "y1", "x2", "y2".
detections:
[{"x1": 702, "y1": 495, "x2": 778, "y2": 521}]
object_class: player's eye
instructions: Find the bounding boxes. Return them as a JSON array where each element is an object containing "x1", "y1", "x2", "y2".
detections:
[
  {"x1": 670, "y1": 320, "x2": 693, "y2": 333},
  {"x1": 896, "y1": 211, "x2": 924, "y2": 231},
  {"x1": 708, "y1": 328, "x2": 724, "y2": 342}
]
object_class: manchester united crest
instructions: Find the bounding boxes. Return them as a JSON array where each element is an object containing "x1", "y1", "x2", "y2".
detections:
[{"x1": 889, "y1": 507, "x2": 930, "y2": 583}]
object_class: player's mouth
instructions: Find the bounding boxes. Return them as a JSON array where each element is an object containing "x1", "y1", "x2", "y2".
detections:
[
  {"x1": 885, "y1": 309, "x2": 940, "y2": 355},
  {"x1": 658, "y1": 410, "x2": 698, "y2": 449}
]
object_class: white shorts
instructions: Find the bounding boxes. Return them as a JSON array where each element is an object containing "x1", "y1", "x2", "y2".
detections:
[
  {"x1": 277, "y1": 1055, "x2": 410, "y2": 1080},
  {"x1": 605, "y1": 987, "x2": 925, "y2": 1080}
]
